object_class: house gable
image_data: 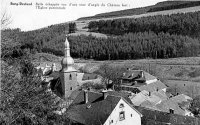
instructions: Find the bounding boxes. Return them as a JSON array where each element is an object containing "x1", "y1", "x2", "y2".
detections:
[{"x1": 104, "y1": 98, "x2": 142, "y2": 125}]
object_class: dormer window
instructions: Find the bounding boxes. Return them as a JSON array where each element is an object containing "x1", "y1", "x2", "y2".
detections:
[{"x1": 119, "y1": 103, "x2": 124, "y2": 108}]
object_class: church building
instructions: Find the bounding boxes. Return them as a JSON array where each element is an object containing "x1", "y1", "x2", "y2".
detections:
[{"x1": 49, "y1": 35, "x2": 80, "y2": 99}]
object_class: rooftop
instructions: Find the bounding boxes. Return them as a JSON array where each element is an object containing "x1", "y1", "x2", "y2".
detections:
[{"x1": 66, "y1": 91, "x2": 122, "y2": 125}]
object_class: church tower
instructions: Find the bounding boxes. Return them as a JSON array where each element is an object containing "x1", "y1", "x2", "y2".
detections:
[{"x1": 60, "y1": 35, "x2": 78, "y2": 99}]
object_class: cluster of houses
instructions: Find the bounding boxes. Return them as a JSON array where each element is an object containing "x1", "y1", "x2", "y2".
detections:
[{"x1": 36, "y1": 35, "x2": 196, "y2": 125}]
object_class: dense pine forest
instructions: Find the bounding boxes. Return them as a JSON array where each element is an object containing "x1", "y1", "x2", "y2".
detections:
[
  {"x1": 2, "y1": 11, "x2": 200, "y2": 60},
  {"x1": 88, "y1": 11, "x2": 200, "y2": 38},
  {"x1": 148, "y1": 1, "x2": 200, "y2": 12},
  {"x1": 68, "y1": 32, "x2": 200, "y2": 60}
]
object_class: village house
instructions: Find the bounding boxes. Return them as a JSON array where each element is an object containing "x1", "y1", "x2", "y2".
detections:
[
  {"x1": 66, "y1": 90, "x2": 143, "y2": 125},
  {"x1": 121, "y1": 69, "x2": 158, "y2": 86},
  {"x1": 129, "y1": 90, "x2": 194, "y2": 117}
]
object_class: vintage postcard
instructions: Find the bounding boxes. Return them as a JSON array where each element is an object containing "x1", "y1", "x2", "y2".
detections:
[{"x1": 1, "y1": 0, "x2": 200, "y2": 124}]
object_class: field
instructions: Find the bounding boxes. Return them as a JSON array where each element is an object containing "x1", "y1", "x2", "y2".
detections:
[
  {"x1": 68, "y1": 31, "x2": 108, "y2": 38},
  {"x1": 76, "y1": 6, "x2": 200, "y2": 23}
]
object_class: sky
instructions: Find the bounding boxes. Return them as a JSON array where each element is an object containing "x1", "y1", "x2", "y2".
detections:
[{"x1": 1, "y1": 0, "x2": 166, "y2": 31}]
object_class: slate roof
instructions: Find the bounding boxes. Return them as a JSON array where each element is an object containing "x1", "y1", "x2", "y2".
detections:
[
  {"x1": 169, "y1": 94, "x2": 192, "y2": 104},
  {"x1": 66, "y1": 91, "x2": 122, "y2": 125},
  {"x1": 143, "y1": 71, "x2": 157, "y2": 81},
  {"x1": 106, "y1": 90, "x2": 133, "y2": 104},
  {"x1": 152, "y1": 90, "x2": 168, "y2": 100},
  {"x1": 121, "y1": 70, "x2": 157, "y2": 81},
  {"x1": 130, "y1": 90, "x2": 165, "y2": 106},
  {"x1": 122, "y1": 70, "x2": 142, "y2": 80},
  {"x1": 138, "y1": 80, "x2": 167, "y2": 92},
  {"x1": 130, "y1": 90, "x2": 150, "y2": 106},
  {"x1": 156, "y1": 99, "x2": 185, "y2": 116},
  {"x1": 49, "y1": 71, "x2": 60, "y2": 79},
  {"x1": 169, "y1": 94, "x2": 192, "y2": 109}
]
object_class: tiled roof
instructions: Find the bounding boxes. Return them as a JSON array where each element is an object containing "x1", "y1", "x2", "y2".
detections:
[
  {"x1": 66, "y1": 91, "x2": 121, "y2": 125},
  {"x1": 143, "y1": 71, "x2": 157, "y2": 81},
  {"x1": 122, "y1": 70, "x2": 142, "y2": 80},
  {"x1": 169, "y1": 94, "x2": 192, "y2": 109},
  {"x1": 152, "y1": 90, "x2": 168, "y2": 100},
  {"x1": 106, "y1": 90, "x2": 133, "y2": 104},
  {"x1": 156, "y1": 99, "x2": 185, "y2": 116},
  {"x1": 121, "y1": 70, "x2": 157, "y2": 81},
  {"x1": 169, "y1": 94, "x2": 192, "y2": 104},
  {"x1": 138, "y1": 80, "x2": 167, "y2": 92},
  {"x1": 140, "y1": 100, "x2": 161, "y2": 111},
  {"x1": 130, "y1": 90, "x2": 165, "y2": 106},
  {"x1": 130, "y1": 90, "x2": 150, "y2": 106}
]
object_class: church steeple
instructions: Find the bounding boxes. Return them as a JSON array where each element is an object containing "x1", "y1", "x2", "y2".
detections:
[
  {"x1": 60, "y1": 35, "x2": 78, "y2": 99},
  {"x1": 61, "y1": 35, "x2": 76, "y2": 72}
]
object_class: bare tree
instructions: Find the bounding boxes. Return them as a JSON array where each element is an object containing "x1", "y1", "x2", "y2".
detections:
[
  {"x1": 1, "y1": 11, "x2": 11, "y2": 30},
  {"x1": 1, "y1": 0, "x2": 12, "y2": 30},
  {"x1": 94, "y1": 63, "x2": 127, "y2": 88}
]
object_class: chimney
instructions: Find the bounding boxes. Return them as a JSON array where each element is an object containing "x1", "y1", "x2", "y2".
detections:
[
  {"x1": 169, "y1": 108, "x2": 174, "y2": 114},
  {"x1": 141, "y1": 71, "x2": 144, "y2": 78},
  {"x1": 84, "y1": 90, "x2": 89, "y2": 104},
  {"x1": 102, "y1": 89, "x2": 108, "y2": 100},
  {"x1": 52, "y1": 63, "x2": 56, "y2": 71}
]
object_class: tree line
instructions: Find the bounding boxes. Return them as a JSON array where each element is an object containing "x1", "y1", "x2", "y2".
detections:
[
  {"x1": 88, "y1": 11, "x2": 200, "y2": 39},
  {"x1": 148, "y1": 1, "x2": 200, "y2": 12}
]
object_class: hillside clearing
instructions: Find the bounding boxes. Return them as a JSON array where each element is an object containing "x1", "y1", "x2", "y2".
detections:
[{"x1": 76, "y1": 6, "x2": 200, "y2": 23}]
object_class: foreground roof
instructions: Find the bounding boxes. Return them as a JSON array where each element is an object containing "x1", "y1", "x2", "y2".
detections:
[
  {"x1": 66, "y1": 90, "x2": 141, "y2": 125},
  {"x1": 66, "y1": 91, "x2": 121, "y2": 125}
]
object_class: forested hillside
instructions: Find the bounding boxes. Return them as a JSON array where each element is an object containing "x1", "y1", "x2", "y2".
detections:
[
  {"x1": 2, "y1": 9, "x2": 200, "y2": 61},
  {"x1": 88, "y1": 11, "x2": 200, "y2": 38},
  {"x1": 78, "y1": 1, "x2": 200, "y2": 21},
  {"x1": 1, "y1": 23, "x2": 69, "y2": 58},
  {"x1": 68, "y1": 32, "x2": 200, "y2": 60},
  {"x1": 18, "y1": 31, "x2": 199, "y2": 60}
]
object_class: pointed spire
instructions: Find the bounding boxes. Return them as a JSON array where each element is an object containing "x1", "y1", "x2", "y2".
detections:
[
  {"x1": 64, "y1": 36, "x2": 71, "y2": 57},
  {"x1": 61, "y1": 35, "x2": 76, "y2": 71}
]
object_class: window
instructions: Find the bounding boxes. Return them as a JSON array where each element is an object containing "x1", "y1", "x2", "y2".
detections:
[
  {"x1": 119, "y1": 111, "x2": 125, "y2": 121},
  {"x1": 131, "y1": 114, "x2": 132, "y2": 117},
  {"x1": 69, "y1": 74, "x2": 72, "y2": 80},
  {"x1": 119, "y1": 103, "x2": 124, "y2": 108},
  {"x1": 109, "y1": 120, "x2": 113, "y2": 125},
  {"x1": 70, "y1": 87, "x2": 72, "y2": 90}
]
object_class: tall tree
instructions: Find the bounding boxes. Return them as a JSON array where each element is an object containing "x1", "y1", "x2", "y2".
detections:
[{"x1": 68, "y1": 22, "x2": 77, "y2": 34}]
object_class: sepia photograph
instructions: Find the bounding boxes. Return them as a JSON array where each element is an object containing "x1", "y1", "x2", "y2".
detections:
[{"x1": 1, "y1": 0, "x2": 200, "y2": 124}]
